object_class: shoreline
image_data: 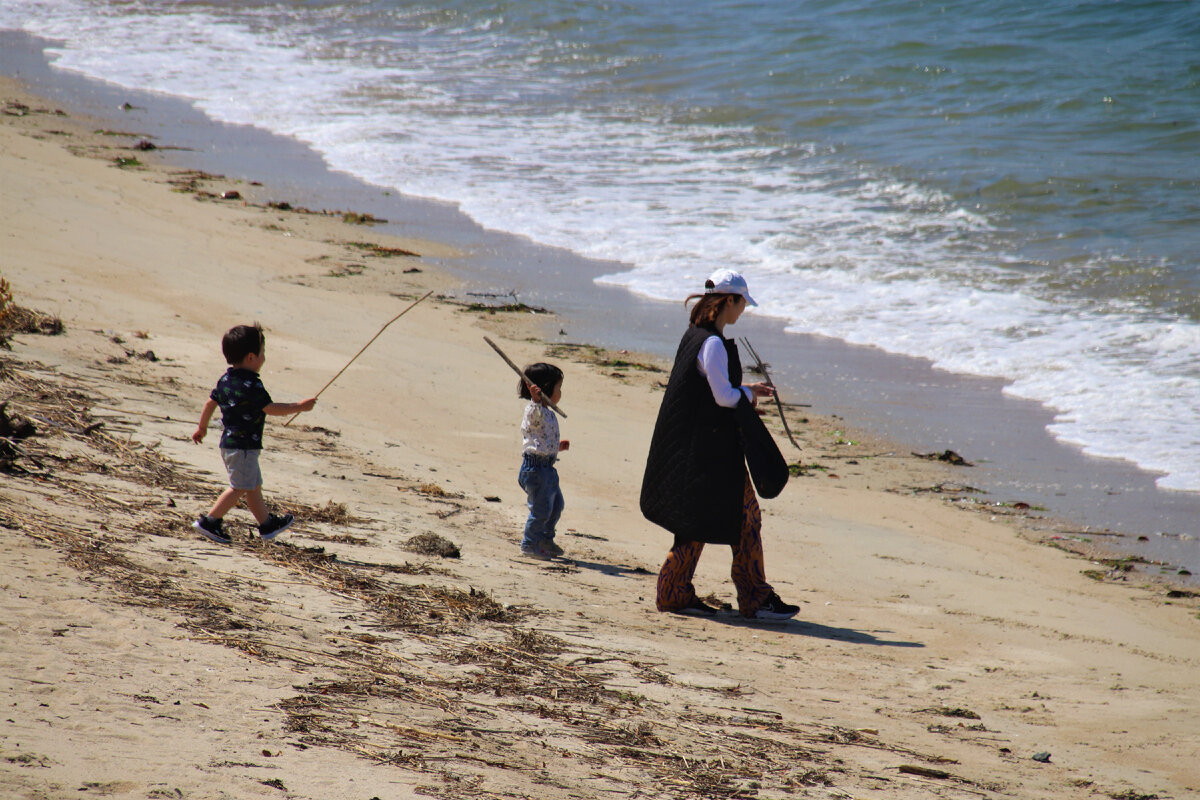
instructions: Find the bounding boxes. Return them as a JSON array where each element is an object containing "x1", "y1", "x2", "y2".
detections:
[
  {"x1": 3, "y1": 50, "x2": 1200, "y2": 800},
  {"x1": 3, "y1": 29, "x2": 1196, "y2": 579}
]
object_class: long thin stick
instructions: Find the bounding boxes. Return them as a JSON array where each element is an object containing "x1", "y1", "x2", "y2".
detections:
[
  {"x1": 284, "y1": 290, "x2": 433, "y2": 426},
  {"x1": 483, "y1": 336, "x2": 568, "y2": 418},
  {"x1": 739, "y1": 337, "x2": 803, "y2": 451}
]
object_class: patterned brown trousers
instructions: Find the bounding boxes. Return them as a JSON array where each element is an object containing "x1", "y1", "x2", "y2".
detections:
[{"x1": 656, "y1": 474, "x2": 774, "y2": 617}]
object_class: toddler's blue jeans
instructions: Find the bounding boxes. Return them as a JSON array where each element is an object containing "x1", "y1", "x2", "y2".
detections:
[{"x1": 518, "y1": 454, "x2": 564, "y2": 549}]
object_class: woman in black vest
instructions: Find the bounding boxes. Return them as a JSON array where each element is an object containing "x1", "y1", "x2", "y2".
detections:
[{"x1": 640, "y1": 270, "x2": 800, "y2": 621}]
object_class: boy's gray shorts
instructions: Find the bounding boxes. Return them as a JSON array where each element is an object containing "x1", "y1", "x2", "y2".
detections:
[{"x1": 220, "y1": 448, "x2": 263, "y2": 490}]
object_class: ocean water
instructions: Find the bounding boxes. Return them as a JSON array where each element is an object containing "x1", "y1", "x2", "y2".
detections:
[{"x1": 3, "y1": 0, "x2": 1198, "y2": 493}]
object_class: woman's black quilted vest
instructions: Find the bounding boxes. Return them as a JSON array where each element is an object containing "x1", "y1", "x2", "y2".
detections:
[{"x1": 640, "y1": 324, "x2": 747, "y2": 546}]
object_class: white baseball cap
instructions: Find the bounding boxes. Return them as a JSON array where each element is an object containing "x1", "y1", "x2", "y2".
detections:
[{"x1": 706, "y1": 269, "x2": 757, "y2": 306}]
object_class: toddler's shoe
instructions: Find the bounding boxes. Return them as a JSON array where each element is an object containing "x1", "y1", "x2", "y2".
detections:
[
  {"x1": 258, "y1": 512, "x2": 294, "y2": 541},
  {"x1": 193, "y1": 515, "x2": 231, "y2": 545},
  {"x1": 519, "y1": 542, "x2": 554, "y2": 561},
  {"x1": 542, "y1": 540, "x2": 565, "y2": 558}
]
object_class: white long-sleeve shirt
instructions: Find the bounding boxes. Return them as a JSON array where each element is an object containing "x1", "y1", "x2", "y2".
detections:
[
  {"x1": 521, "y1": 401, "x2": 561, "y2": 456},
  {"x1": 697, "y1": 335, "x2": 753, "y2": 409}
]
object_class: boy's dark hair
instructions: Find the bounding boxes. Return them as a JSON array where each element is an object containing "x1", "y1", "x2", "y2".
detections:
[
  {"x1": 222, "y1": 323, "x2": 265, "y2": 365},
  {"x1": 518, "y1": 362, "x2": 564, "y2": 400}
]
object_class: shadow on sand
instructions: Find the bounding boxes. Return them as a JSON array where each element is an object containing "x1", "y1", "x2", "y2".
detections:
[
  {"x1": 540, "y1": 557, "x2": 922, "y2": 647},
  {"x1": 551, "y1": 557, "x2": 655, "y2": 579},
  {"x1": 708, "y1": 614, "x2": 925, "y2": 648}
]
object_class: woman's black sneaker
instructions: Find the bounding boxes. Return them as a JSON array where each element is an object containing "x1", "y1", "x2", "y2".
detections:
[
  {"x1": 753, "y1": 592, "x2": 799, "y2": 621},
  {"x1": 258, "y1": 513, "x2": 294, "y2": 541},
  {"x1": 675, "y1": 598, "x2": 719, "y2": 617},
  {"x1": 193, "y1": 515, "x2": 231, "y2": 545}
]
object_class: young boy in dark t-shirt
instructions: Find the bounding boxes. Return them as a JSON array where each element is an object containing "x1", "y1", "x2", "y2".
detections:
[{"x1": 191, "y1": 323, "x2": 316, "y2": 544}]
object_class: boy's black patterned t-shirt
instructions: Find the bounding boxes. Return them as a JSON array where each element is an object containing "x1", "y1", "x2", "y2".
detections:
[{"x1": 212, "y1": 367, "x2": 272, "y2": 450}]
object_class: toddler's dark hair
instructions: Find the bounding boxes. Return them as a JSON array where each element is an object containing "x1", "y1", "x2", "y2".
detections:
[
  {"x1": 222, "y1": 323, "x2": 265, "y2": 365},
  {"x1": 518, "y1": 362, "x2": 564, "y2": 400}
]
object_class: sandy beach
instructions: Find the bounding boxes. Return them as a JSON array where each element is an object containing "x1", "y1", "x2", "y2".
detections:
[{"x1": 3, "y1": 74, "x2": 1199, "y2": 800}]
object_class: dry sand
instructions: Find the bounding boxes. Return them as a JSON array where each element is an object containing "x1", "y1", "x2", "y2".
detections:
[{"x1": 2, "y1": 78, "x2": 1198, "y2": 800}]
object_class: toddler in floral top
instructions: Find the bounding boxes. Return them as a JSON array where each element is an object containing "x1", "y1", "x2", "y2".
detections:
[{"x1": 516, "y1": 362, "x2": 570, "y2": 560}]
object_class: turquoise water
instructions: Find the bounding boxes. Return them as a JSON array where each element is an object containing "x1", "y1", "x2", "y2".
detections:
[{"x1": 2, "y1": 0, "x2": 1198, "y2": 491}]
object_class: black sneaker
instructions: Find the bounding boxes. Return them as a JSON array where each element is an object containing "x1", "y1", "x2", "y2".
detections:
[
  {"x1": 674, "y1": 598, "x2": 719, "y2": 617},
  {"x1": 542, "y1": 540, "x2": 565, "y2": 558},
  {"x1": 193, "y1": 515, "x2": 231, "y2": 545},
  {"x1": 258, "y1": 512, "x2": 294, "y2": 541},
  {"x1": 753, "y1": 592, "x2": 800, "y2": 621}
]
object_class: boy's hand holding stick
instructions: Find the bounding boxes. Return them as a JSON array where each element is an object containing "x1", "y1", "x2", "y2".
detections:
[
  {"x1": 739, "y1": 337, "x2": 804, "y2": 451},
  {"x1": 483, "y1": 336, "x2": 568, "y2": 418},
  {"x1": 284, "y1": 290, "x2": 434, "y2": 426}
]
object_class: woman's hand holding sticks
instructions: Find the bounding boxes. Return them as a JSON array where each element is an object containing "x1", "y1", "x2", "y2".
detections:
[{"x1": 739, "y1": 337, "x2": 802, "y2": 451}]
